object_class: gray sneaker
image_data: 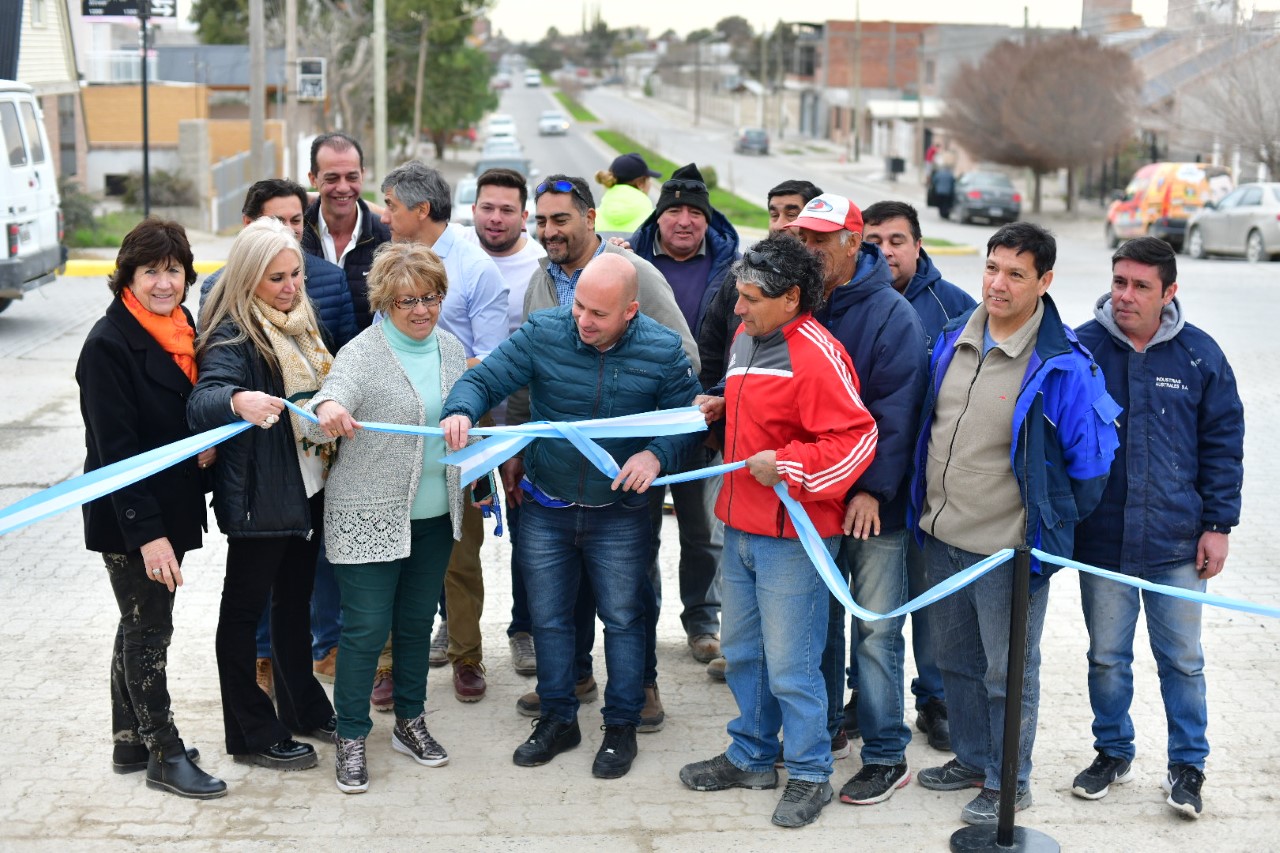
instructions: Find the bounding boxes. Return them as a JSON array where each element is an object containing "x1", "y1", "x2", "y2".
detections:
[
  {"x1": 918, "y1": 758, "x2": 986, "y2": 791},
  {"x1": 680, "y1": 753, "x2": 778, "y2": 791},
  {"x1": 334, "y1": 736, "x2": 368, "y2": 794},
  {"x1": 961, "y1": 786, "x2": 1032, "y2": 825},
  {"x1": 508, "y1": 632, "x2": 536, "y2": 676},
  {"x1": 1071, "y1": 751, "x2": 1133, "y2": 800},
  {"x1": 391, "y1": 713, "x2": 449, "y2": 767},
  {"x1": 771, "y1": 778, "x2": 834, "y2": 828},
  {"x1": 428, "y1": 620, "x2": 449, "y2": 667}
]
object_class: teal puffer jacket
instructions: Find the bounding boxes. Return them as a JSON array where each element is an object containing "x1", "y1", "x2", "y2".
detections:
[{"x1": 442, "y1": 306, "x2": 702, "y2": 506}]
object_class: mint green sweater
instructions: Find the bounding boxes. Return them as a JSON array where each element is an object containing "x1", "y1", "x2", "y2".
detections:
[{"x1": 382, "y1": 319, "x2": 449, "y2": 520}]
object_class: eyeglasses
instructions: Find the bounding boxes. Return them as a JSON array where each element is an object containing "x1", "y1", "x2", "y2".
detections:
[
  {"x1": 535, "y1": 179, "x2": 589, "y2": 207},
  {"x1": 393, "y1": 293, "x2": 442, "y2": 310},
  {"x1": 744, "y1": 249, "x2": 783, "y2": 277},
  {"x1": 662, "y1": 178, "x2": 707, "y2": 194}
]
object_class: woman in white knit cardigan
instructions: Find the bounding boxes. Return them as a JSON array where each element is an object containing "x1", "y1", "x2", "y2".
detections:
[{"x1": 305, "y1": 241, "x2": 476, "y2": 795}]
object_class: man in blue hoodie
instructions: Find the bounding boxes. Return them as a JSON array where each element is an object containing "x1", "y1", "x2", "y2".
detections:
[
  {"x1": 790, "y1": 193, "x2": 929, "y2": 807},
  {"x1": 860, "y1": 200, "x2": 977, "y2": 753},
  {"x1": 629, "y1": 164, "x2": 739, "y2": 669},
  {"x1": 1070, "y1": 237, "x2": 1243, "y2": 819}
]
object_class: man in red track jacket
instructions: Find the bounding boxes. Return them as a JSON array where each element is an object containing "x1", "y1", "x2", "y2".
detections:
[{"x1": 680, "y1": 233, "x2": 878, "y2": 829}]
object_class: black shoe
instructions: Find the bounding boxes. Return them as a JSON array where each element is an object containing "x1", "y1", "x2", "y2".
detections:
[
  {"x1": 842, "y1": 691, "x2": 861, "y2": 740},
  {"x1": 513, "y1": 717, "x2": 581, "y2": 767},
  {"x1": 1163, "y1": 764, "x2": 1205, "y2": 818},
  {"x1": 916, "y1": 697, "x2": 951, "y2": 752},
  {"x1": 112, "y1": 743, "x2": 200, "y2": 775},
  {"x1": 234, "y1": 738, "x2": 318, "y2": 771},
  {"x1": 591, "y1": 725, "x2": 637, "y2": 779},
  {"x1": 146, "y1": 742, "x2": 227, "y2": 799},
  {"x1": 1071, "y1": 750, "x2": 1133, "y2": 800},
  {"x1": 839, "y1": 761, "x2": 911, "y2": 805},
  {"x1": 305, "y1": 714, "x2": 338, "y2": 739}
]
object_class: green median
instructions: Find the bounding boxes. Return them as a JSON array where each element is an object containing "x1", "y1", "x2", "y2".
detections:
[
  {"x1": 594, "y1": 130, "x2": 769, "y2": 232},
  {"x1": 554, "y1": 91, "x2": 599, "y2": 123}
]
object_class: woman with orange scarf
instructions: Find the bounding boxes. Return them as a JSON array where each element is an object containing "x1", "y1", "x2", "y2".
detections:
[{"x1": 77, "y1": 218, "x2": 227, "y2": 799}]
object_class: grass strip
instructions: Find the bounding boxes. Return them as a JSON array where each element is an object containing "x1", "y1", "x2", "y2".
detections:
[
  {"x1": 554, "y1": 91, "x2": 599, "y2": 123},
  {"x1": 594, "y1": 129, "x2": 769, "y2": 231}
]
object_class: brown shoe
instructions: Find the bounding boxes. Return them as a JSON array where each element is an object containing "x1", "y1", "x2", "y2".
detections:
[
  {"x1": 313, "y1": 647, "x2": 337, "y2": 684},
  {"x1": 453, "y1": 659, "x2": 486, "y2": 703},
  {"x1": 255, "y1": 657, "x2": 274, "y2": 699},
  {"x1": 370, "y1": 666, "x2": 394, "y2": 712},
  {"x1": 639, "y1": 682, "x2": 665, "y2": 733},
  {"x1": 516, "y1": 675, "x2": 598, "y2": 717},
  {"x1": 688, "y1": 633, "x2": 721, "y2": 664},
  {"x1": 705, "y1": 656, "x2": 727, "y2": 682}
]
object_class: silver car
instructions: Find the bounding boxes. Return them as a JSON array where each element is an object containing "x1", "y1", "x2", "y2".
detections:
[{"x1": 1186, "y1": 182, "x2": 1280, "y2": 262}]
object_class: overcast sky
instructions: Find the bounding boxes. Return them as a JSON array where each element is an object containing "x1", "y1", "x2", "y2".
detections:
[{"x1": 487, "y1": 0, "x2": 1275, "y2": 43}]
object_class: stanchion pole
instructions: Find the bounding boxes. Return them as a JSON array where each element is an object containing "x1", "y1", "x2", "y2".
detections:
[{"x1": 950, "y1": 546, "x2": 1058, "y2": 853}]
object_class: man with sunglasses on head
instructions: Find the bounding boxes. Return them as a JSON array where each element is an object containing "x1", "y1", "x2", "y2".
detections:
[
  {"x1": 507, "y1": 174, "x2": 698, "y2": 730},
  {"x1": 628, "y1": 163, "x2": 739, "y2": 676},
  {"x1": 789, "y1": 193, "x2": 929, "y2": 809},
  {"x1": 379, "y1": 161, "x2": 509, "y2": 707},
  {"x1": 680, "y1": 233, "x2": 877, "y2": 828}
]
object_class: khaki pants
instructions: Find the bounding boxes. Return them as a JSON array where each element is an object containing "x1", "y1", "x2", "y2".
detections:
[{"x1": 443, "y1": 499, "x2": 485, "y2": 663}]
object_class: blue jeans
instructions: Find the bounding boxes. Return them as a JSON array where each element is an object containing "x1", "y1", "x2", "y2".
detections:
[
  {"x1": 723, "y1": 526, "x2": 836, "y2": 784},
  {"x1": 647, "y1": 446, "x2": 724, "y2": 636},
  {"x1": 1079, "y1": 563, "x2": 1208, "y2": 769},
  {"x1": 253, "y1": 542, "x2": 344, "y2": 661},
  {"x1": 822, "y1": 530, "x2": 911, "y2": 765},
  {"x1": 507, "y1": 498, "x2": 530, "y2": 636},
  {"x1": 925, "y1": 536, "x2": 1049, "y2": 790},
  {"x1": 519, "y1": 495, "x2": 651, "y2": 727},
  {"x1": 906, "y1": 535, "x2": 945, "y2": 704}
]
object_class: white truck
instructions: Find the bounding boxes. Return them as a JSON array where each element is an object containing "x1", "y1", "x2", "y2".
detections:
[{"x1": 0, "y1": 80, "x2": 64, "y2": 314}]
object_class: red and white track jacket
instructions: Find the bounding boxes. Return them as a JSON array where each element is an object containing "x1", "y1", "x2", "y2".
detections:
[{"x1": 715, "y1": 313, "x2": 878, "y2": 539}]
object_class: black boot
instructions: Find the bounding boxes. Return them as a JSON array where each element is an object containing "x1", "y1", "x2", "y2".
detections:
[
  {"x1": 146, "y1": 741, "x2": 228, "y2": 799},
  {"x1": 113, "y1": 742, "x2": 200, "y2": 774}
]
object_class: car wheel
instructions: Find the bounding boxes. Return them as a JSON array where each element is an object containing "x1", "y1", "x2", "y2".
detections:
[
  {"x1": 1245, "y1": 229, "x2": 1266, "y2": 263},
  {"x1": 0, "y1": 298, "x2": 11, "y2": 315},
  {"x1": 1186, "y1": 227, "x2": 1207, "y2": 259},
  {"x1": 1105, "y1": 223, "x2": 1119, "y2": 249}
]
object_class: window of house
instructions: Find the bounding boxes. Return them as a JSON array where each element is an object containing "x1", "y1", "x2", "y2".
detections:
[{"x1": 31, "y1": 0, "x2": 47, "y2": 26}]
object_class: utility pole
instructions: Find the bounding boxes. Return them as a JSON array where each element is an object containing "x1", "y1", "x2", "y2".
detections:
[
  {"x1": 249, "y1": 0, "x2": 266, "y2": 176},
  {"x1": 137, "y1": 0, "x2": 151, "y2": 216},
  {"x1": 373, "y1": 0, "x2": 387, "y2": 185},
  {"x1": 916, "y1": 31, "x2": 925, "y2": 180},
  {"x1": 758, "y1": 21, "x2": 767, "y2": 129},
  {"x1": 694, "y1": 39, "x2": 702, "y2": 126},
  {"x1": 851, "y1": 1, "x2": 862, "y2": 161},
  {"x1": 284, "y1": 0, "x2": 297, "y2": 180}
]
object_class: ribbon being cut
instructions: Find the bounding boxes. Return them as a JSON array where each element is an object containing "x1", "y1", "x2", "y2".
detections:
[{"x1": 0, "y1": 403, "x2": 1275, "y2": 622}]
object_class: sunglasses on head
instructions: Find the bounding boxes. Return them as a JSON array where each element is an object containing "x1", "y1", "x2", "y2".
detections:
[
  {"x1": 662, "y1": 178, "x2": 707, "y2": 194},
  {"x1": 744, "y1": 249, "x2": 783, "y2": 277},
  {"x1": 535, "y1": 179, "x2": 589, "y2": 206}
]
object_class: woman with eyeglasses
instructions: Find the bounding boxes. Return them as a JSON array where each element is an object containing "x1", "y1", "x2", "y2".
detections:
[
  {"x1": 189, "y1": 216, "x2": 337, "y2": 773},
  {"x1": 302, "y1": 242, "x2": 474, "y2": 794}
]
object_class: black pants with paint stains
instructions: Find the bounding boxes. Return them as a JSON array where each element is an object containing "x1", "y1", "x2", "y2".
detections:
[{"x1": 105, "y1": 551, "x2": 183, "y2": 751}]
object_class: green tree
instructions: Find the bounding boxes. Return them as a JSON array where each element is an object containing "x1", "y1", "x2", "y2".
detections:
[{"x1": 412, "y1": 44, "x2": 497, "y2": 158}]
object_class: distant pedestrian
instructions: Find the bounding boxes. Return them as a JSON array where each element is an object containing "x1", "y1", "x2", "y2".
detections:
[
  {"x1": 594, "y1": 152, "x2": 662, "y2": 234},
  {"x1": 928, "y1": 164, "x2": 956, "y2": 221},
  {"x1": 1070, "y1": 236, "x2": 1244, "y2": 819}
]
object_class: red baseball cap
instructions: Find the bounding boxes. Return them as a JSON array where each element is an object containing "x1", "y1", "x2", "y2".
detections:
[{"x1": 789, "y1": 193, "x2": 863, "y2": 234}]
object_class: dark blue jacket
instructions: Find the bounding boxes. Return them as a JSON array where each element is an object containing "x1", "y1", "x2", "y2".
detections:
[
  {"x1": 909, "y1": 295, "x2": 1121, "y2": 586},
  {"x1": 442, "y1": 307, "x2": 702, "y2": 507},
  {"x1": 1073, "y1": 295, "x2": 1243, "y2": 576},
  {"x1": 902, "y1": 247, "x2": 976, "y2": 355},
  {"x1": 301, "y1": 198, "x2": 391, "y2": 329},
  {"x1": 629, "y1": 207, "x2": 740, "y2": 338},
  {"x1": 815, "y1": 242, "x2": 928, "y2": 531},
  {"x1": 200, "y1": 253, "x2": 357, "y2": 351}
]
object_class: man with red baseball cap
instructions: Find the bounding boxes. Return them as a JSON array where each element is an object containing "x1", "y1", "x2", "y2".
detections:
[{"x1": 790, "y1": 193, "x2": 930, "y2": 810}]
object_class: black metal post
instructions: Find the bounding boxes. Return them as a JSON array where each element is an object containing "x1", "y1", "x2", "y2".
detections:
[
  {"x1": 138, "y1": 0, "x2": 150, "y2": 217},
  {"x1": 950, "y1": 546, "x2": 1058, "y2": 853}
]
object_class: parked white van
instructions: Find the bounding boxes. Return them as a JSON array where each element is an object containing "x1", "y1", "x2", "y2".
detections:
[{"x1": 0, "y1": 80, "x2": 64, "y2": 314}]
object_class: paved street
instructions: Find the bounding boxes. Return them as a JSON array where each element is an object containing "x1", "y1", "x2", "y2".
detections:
[{"x1": 0, "y1": 88, "x2": 1278, "y2": 851}]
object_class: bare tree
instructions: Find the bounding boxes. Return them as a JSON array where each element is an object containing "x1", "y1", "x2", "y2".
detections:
[
  {"x1": 1183, "y1": 36, "x2": 1280, "y2": 179},
  {"x1": 942, "y1": 33, "x2": 1140, "y2": 212}
]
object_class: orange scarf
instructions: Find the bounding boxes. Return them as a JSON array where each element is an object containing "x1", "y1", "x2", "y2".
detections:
[{"x1": 121, "y1": 288, "x2": 198, "y2": 385}]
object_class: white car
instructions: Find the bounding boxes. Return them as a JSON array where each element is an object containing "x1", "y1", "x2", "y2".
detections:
[
  {"x1": 537, "y1": 110, "x2": 570, "y2": 136},
  {"x1": 450, "y1": 176, "x2": 478, "y2": 227},
  {"x1": 481, "y1": 138, "x2": 523, "y2": 158},
  {"x1": 524, "y1": 70, "x2": 542, "y2": 87},
  {"x1": 0, "y1": 80, "x2": 63, "y2": 314},
  {"x1": 485, "y1": 114, "x2": 518, "y2": 140}
]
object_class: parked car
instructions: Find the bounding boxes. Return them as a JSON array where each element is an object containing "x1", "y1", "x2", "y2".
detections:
[
  {"x1": 524, "y1": 70, "x2": 542, "y2": 87},
  {"x1": 451, "y1": 176, "x2": 479, "y2": 227},
  {"x1": 734, "y1": 127, "x2": 769, "y2": 155},
  {"x1": 491, "y1": 73, "x2": 511, "y2": 90},
  {"x1": 538, "y1": 110, "x2": 570, "y2": 136},
  {"x1": 474, "y1": 156, "x2": 539, "y2": 182},
  {"x1": 952, "y1": 171, "x2": 1021, "y2": 225},
  {"x1": 0, "y1": 80, "x2": 64, "y2": 315},
  {"x1": 481, "y1": 138, "x2": 524, "y2": 158},
  {"x1": 1186, "y1": 182, "x2": 1280, "y2": 262},
  {"x1": 1105, "y1": 161, "x2": 1233, "y2": 251},
  {"x1": 485, "y1": 113, "x2": 518, "y2": 139}
]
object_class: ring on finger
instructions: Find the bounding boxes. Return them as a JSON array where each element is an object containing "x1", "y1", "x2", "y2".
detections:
[{"x1": 152, "y1": 568, "x2": 162, "y2": 576}]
